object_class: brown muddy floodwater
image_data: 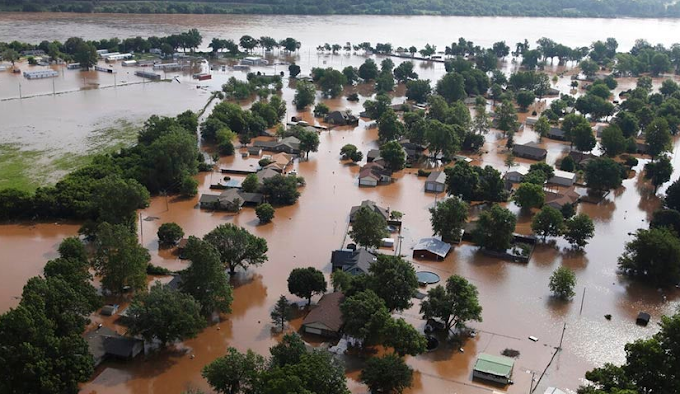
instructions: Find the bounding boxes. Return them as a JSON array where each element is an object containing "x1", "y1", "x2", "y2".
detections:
[{"x1": 1, "y1": 13, "x2": 680, "y2": 394}]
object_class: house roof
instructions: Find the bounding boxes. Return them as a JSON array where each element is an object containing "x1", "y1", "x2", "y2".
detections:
[
  {"x1": 513, "y1": 143, "x2": 547, "y2": 157},
  {"x1": 548, "y1": 127, "x2": 565, "y2": 137},
  {"x1": 367, "y1": 149, "x2": 381, "y2": 159},
  {"x1": 218, "y1": 189, "x2": 264, "y2": 205},
  {"x1": 256, "y1": 168, "x2": 280, "y2": 183},
  {"x1": 550, "y1": 169, "x2": 577, "y2": 181},
  {"x1": 265, "y1": 152, "x2": 293, "y2": 171},
  {"x1": 359, "y1": 162, "x2": 391, "y2": 181},
  {"x1": 426, "y1": 171, "x2": 446, "y2": 185},
  {"x1": 103, "y1": 336, "x2": 143, "y2": 358},
  {"x1": 473, "y1": 353, "x2": 515, "y2": 378},
  {"x1": 544, "y1": 187, "x2": 580, "y2": 208},
  {"x1": 505, "y1": 166, "x2": 530, "y2": 176},
  {"x1": 349, "y1": 200, "x2": 390, "y2": 222},
  {"x1": 302, "y1": 292, "x2": 345, "y2": 332},
  {"x1": 247, "y1": 146, "x2": 262, "y2": 154},
  {"x1": 413, "y1": 237, "x2": 451, "y2": 258},
  {"x1": 199, "y1": 194, "x2": 220, "y2": 204},
  {"x1": 331, "y1": 248, "x2": 377, "y2": 274}
]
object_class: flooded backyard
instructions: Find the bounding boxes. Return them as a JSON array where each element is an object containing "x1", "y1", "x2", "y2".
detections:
[{"x1": 1, "y1": 12, "x2": 680, "y2": 394}]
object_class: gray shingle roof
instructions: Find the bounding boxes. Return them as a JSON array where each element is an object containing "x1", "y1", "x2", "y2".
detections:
[{"x1": 413, "y1": 237, "x2": 451, "y2": 258}]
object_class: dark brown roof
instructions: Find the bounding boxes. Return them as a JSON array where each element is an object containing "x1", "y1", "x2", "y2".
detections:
[
  {"x1": 544, "y1": 187, "x2": 580, "y2": 208},
  {"x1": 302, "y1": 292, "x2": 345, "y2": 332}
]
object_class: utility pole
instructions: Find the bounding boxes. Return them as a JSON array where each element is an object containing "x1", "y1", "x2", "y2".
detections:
[
  {"x1": 558, "y1": 322, "x2": 567, "y2": 350},
  {"x1": 139, "y1": 213, "x2": 144, "y2": 245},
  {"x1": 579, "y1": 287, "x2": 586, "y2": 315},
  {"x1": 18, "y1": 82, "x2": 22, "y2": 99}
]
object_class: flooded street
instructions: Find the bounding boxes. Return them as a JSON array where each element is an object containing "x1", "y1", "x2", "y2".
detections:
[{"x1": 1, "y1": 12, "x2": 680, "y2": 394}]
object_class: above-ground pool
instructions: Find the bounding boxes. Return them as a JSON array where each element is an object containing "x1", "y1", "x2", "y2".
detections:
[{"x1": 416, "y1": 271, "x2": 440, "y2": 285}]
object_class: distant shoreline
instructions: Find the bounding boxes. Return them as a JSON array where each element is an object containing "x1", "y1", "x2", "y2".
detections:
[{"x1": 2, "y1": 0, "x2": 680, "y2": 20}]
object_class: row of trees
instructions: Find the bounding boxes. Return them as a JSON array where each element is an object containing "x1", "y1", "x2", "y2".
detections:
[{"x1": 210, "y1": 35, "x2": 300, "y2": 54}]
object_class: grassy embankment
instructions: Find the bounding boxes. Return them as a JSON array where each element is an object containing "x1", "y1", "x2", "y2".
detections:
[{"x1": 0, "y1": 119, "x2": 138, "y2": 192}]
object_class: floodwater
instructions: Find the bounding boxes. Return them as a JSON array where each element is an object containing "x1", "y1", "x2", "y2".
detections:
[{"x1": 0, "y1": 12, "x2": 680, "y2": 394}]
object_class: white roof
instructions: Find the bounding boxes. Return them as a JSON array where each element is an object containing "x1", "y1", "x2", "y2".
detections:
[
  {"x1": 544, "y1": 388, "x2": 566, "y2": 394},
  {"x1": 551, "y1": 169, "x2": 577, "y2": 180},
  {"x1": 506, "y1": 166, "x2": 530, "y2": 176}
]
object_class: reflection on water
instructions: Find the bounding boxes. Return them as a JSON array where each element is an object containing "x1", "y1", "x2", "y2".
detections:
[{"x1": 0, "y1": 13, "x2": 679, "y2": 394}]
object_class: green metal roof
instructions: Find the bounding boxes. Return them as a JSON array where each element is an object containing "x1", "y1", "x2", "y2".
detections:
[{"x1": 473, "y1": 353, "x2": 515, "y2": 377}]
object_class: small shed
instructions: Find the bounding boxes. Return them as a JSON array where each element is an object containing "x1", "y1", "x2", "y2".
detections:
[
  {"x1": 504, "y1": 166, "x2": 529, "y2": 183},
  {"x1": 301, "y1": 292, "x2": 345, "y2": 337},
  {"x1": 366, "y1": 149, "x2": 381, "y2": 163},
  {"x1": 548, "y1": 169, "x2": 577, "y2": 187},
  {"x1": 636, "y1": 312, "x2": 651, "y2": 326},
  {"x1": 425, "y1": 171, "x2": 446, "y2": 193},
  {"x1": 413, "y1": 238, "x2": 451, "y2": 260},
  {"x1": 247, "y1": 146, "x2": 263, "y2": 156},
  {"x1": 547, "y1": 127, "x2": 567, "y2": 141},
  {"x1": 473, "y1": 353, "x2": 515, "y2": 385},
  {"x1": 100, "y1": 304, "x2": 119, "y2": 316}
]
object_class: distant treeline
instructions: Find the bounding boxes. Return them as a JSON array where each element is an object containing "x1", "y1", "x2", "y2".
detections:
[{"x1": 3, "y1": 0, "x2": 680, "y2": 18}]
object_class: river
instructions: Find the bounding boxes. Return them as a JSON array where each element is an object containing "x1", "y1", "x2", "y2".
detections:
[{"x1": 1, "y1": 12, "x2": 679, "y2": 394}]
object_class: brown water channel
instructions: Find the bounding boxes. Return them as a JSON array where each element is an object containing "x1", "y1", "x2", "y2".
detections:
[{"x1": 1, "y1": 14, "x2": 680, "y2": 394}]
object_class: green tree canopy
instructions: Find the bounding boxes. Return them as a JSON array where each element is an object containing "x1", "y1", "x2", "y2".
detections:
[
  {"x1": 472, "y1": 204, "x2": 517, "y2": 251},
  {"x1": 549, "y1": 267, "x2": 577, "y2": 299},
  {"x1": 531, "y1": 206, "x2": 564, "y2": 240},
  {"x1": 514, "y1": 182, "x2": 545, "y2": 209},
  {"x1": 127, "y1": 282, "x2": 205, "y2": 345},
  {"x1": 420, "y1": 275, "x2": 483, "y2": 334},
  {"x1": 93, "y1": 222, "x2": 150, "y2": 294},
  {"x1": 429, "y1": 196, "x2": 468, "y2": 242},
  {"x1": 340, "y1": 290, "x2": 390, "y2": 345},
  {"x1": 619, "y1": 227, "x2": 680, "y2": 286},
  {"x1": 348, "y1": 206, "x2": 389, "y2": 249},
  {"x1": 204, "y1": 223, "x2": 268, "y2": 275},
  {"x1": 379, "y1": 140, "x2": 406, "y2": 171},
  {"x1": 157, "y1": 222, "x2": 184, "y2": 245},
  {"x1": 360, "y1": 354, "x2": 414, "y2": 394},
  {"x1": 180, "y1": 236, "x2": 233, "y2": 316},
  {"x1": 202, "y1": 347, "x2": 266, "y2": 394},
  {"x1": 367, "y1": 255, "x2": 418, "y2": 312},
  {"x1": 287, "y1": 267, "x2": 327, "y2": 305},
  {"x1": 564, "y1": 213, "x2": 595, "y2": 249}
]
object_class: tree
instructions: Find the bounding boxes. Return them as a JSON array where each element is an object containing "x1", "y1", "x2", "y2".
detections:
[
  {"x1": 377, "y1": 109, "x2": 405, "y2": 142},
  {"x1": 313, "y1": 103, "x2": 330, "y2": 117},
  {"x1": 619, "y1": 227, "x2": 680, "y2": 286},
  {"x1": 420, "y1": 275, "x2": 482, "y2": 333},
  {"x1": 549, "y1": 267, "x2": 576, "y2": 299},
  {"x1": 514, "y1": 182, "x2": 545, "y2": 209},
  {"x1": 564, "y1": 214, "x2": 595, "y2": 249},
  {"x1": 516, "y1": 90, "x2": 536, "y2": 111},
  {"x1": 645, "y1": 118, "x2": 672, "y2": 160},
  {"x1": 239, "y1": 35, "x2": 258, "y2": 52},
  {"x1": 650, "y1": 209, "x2": 680, "y2": 235},
  {"x1": 529, "y1": 162, "x2": 555, "y2": 180},
  {"x1": 585, "y1": 158, "x2": 622, "y2": 192},
  {"x1": 2, "y1": 48, "x2": 19, "y2": 67},
  {"x1": 241, "y1": 173, "x2": 259, "y2": 193},
  {"x1": 349, "y1": 205, "x2": 389, "y2": 249},
  {"x1": 340, "y1": 144, "x2": 363, "y2": 162},
  {"x1": 270, "y1": 332, "x2": 306, "y2": 368},
  {"x1": 318, "y1": 68, "x2": 347, "y2": 97},
  {"x1": 157, "y1": 222, "x2": 184, "y2": 245},
  {"x1": 341, "y1": 290, "x2": 390, "y2": 345},
  {"x1": 180, "y1": 237, "x2": 233, "y2": 316},
  {"x1": 93, "y1": 223, "x2": 150, "y2": 294},
  {"x1": 0, "y1": 304, "x2": 94, "y2": 394},
  {"x1": 256, "y1": 203, "x2": 275, "y2": 223},
  {"x1": 534, "y1": 116, "x2": 550, "y2": 140},
  {"x1": 380, "y1": 140, "x2": 406, "y2": 171},
  {"x1": 74, "y1": 41, "x2": 97, "y2": 70},
  {"x1": 92, "y1": 175, "x2": 150, "y2": 227},
  {"x1": 473, "y1": 204, "x2": 516, "y2": 251},
  {"x1": 496, "y1": 100, "x2": 519, "y2": 134},
  {"x1": 287, "y1": 267, "x2": 327, "y2": 305},
  {"x1": 532, "y1": 206, "x2": 564, "y2": 240},
  {"x1": 127, "y1": 282, "x2": 205, "y2": 345},
  {"x1": 600, "y1": 125, "x2": 626, "y2": 157},
  {"x1": 261, "y1": 174, "x2": 301, "y2": 205},
  {"x1": 297, "y1": 129, "x2": 320, "y2": 159},
  {"x1": 204, "y1": 224, "x2": 268, "y2": 275},
  {"x1": 404, "y1": 79, "x2": 430, "y2": 103},
  {"x1": 665, "y1": 179, "x2": 680, "y2": 211},
  {"x1": 270, "y1": 295, "x2": 293, "y2": 331},
  {"x1": 394, "y1": 61, "x2": 417, "y2": 83},
  {"x1": 375, "y1": 70, "x2": 395, "y2": 93},
  {"x1": 383, "y1": 318, "x2": 427, "y2": 357},
  {"x1": 358, "y1": 59, "x2": 379, "y2": 80},
  {"x1": 429, "y1": 197, "x2": 468, "y2": 242},
  {"x1": 57, "y1": 236, "x2": 88, "y2": 262},
  {"x1": 361, "y1": 354, "x2": 414, "y2": 394},
  {"x1": 202, "y1": 347, "x2": 266, "y2": 394},
  {"x1": 368, "y1": 255, "x2": 418, "y2": 312},
  {"x1": 579, "y1": 59, "x2": 599, "y2": 79},
  {"x1": 294, "y1": 82, "x2": 315, "y2": 110},
  {"x1": 651, "y1": 52, "x2": 672, "y2": 76},
  {"x1": 644, "y1": 156, "x2": 673, "y2": 193},
  {"x1": 660, "y1": 79, "x2": 679, "y2": 97},
  {"x1": 560, "y1": 155, "x2": 576, "y2": 172},
  {"x1": 288, "y1": 63, "x2": 301, "y2": 78},
  {"x1": 436, "y1": 72, "x2": 466, "y2": 103},
  {"x1": 445, "y1": 161, "x2": 478, "y2": 200},
  {"x1": 425, "y1": 120, "x2": 459, "y2": 159}
]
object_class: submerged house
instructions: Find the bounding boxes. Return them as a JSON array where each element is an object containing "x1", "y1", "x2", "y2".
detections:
[
  {"x1": 544, "y1": 187, "x2": 580, "y2": 210},
  {"x1": 366, "y1": 149, "x2": 382, "y2": 163},
  {"x1": 547, "y1": 127, "x2": 567, "y2": 141},
  {"x1": 473, "y1": 353, "x2": 515, "y2": 385},
  {"x1": 331, "y1": 248, "x2": 377, "y2": 275},
  {"x1": 399, "y1": 139, "x2": 426, "y2": 163},
  {"x1": 86, "y1": 326, "x2": 144, "y2": 367},
  {"x1": 513, "y1": 143, "x2": 547, "y2": 161},
  {"x1": 253, "y1": 136, "x2": 301, "y2": 154},
  {"x1": 425, "y1": 171, "x2": 446, "y2": 193},
  {"x1": 358, "y1": 162, "x2": 392, "y2": 187},
  {"x1": 264, "y1": 152, "x2": 294, "y2": 172},
  {"x1": 301, "y1": 292, "x2": 345, "y2": 337},
  {"x1": 504, "y1": 166, "x2": 530, "y2": 183},
  {"x1": 349, "y1": 200, "x2": 390, "y2": 222},
  {"x1": 413, "y1": 237, "x2": 452, "y2": 260},
  {"x1": 199, "y1": 189, "x2": 264, "y2": 211},
  {"x1": 548, "y1": 169, "x2": 577, "y2": 187},
  {"x1": 325, "y1": 110, "x2": 359, "y2": 126}
]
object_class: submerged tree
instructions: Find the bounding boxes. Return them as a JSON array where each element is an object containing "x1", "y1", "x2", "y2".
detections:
[
  {"x1": 548, "y1": 267, "x2": 576, "y2": 299},
  {"x1": 204, "y1": 224, "x2": 268, "y2": 275},
  {"x1": 287, "y1": 267, "x2": 327, "y2": 305},
  {"x1": 420, "y1": 275, "x2": 482, "y2": 334}
]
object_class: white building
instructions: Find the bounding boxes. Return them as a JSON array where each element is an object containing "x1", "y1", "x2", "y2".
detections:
[
  {"x1": 548, "y1": 169, "x2": 577, "y2": 187},
  {"x1": 240, "y1": 56, "x2": 269, "y2": 66},
  {"x1": 504, "y1": 166, "x2": 530, "y2": 183}
]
